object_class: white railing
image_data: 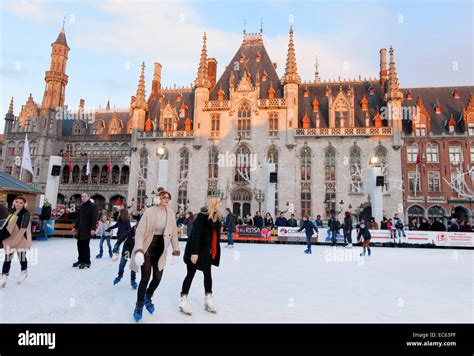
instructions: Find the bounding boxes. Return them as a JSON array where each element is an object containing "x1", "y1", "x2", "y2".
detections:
[
  {"x1": 258, "y1": 98, "x2": 287, "y2": 108},
  {"x1": 204, "y1": 100, "x2": 230, "y2": 110},
  {"x1": 138, "y1": 130, "x2": 194, "y2": 139},
  {"x1": 295, "y1": 127, "x2": 393, "y2": 137}
]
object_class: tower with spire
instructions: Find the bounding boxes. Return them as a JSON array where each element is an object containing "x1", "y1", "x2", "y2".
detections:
[
  {"x1": 283, "y1": 26, "x2": 300, "y2": 147},
  {"x1": 384, "y1": 46, "x2": 403, "y2": 148},
  {"x1": 130, "y1": 61, "x2": 149, "y2": 130},
  {"x1": 41, "y1": 21, "x2": 69, "y2": 111},
  {"x1": 193, "y1": 32, "x2": 211, "y2": 147}
]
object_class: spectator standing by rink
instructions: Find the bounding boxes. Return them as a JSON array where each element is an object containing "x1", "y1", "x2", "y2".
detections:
[
  {"x1": 314, "y1": 215, "x2": 324, "y2": 228},
  {"x1": 245, "y1": 214, "x2": 253, "y2": 226},
  {"x1": 235, "y1": 215, "x2": 243, "y2": 226},
  {"x1": 108, "y1": 210, "x2": 132, "y2": 260},
  {"x1": 72, "y1": 193, "x2": 98, "y2": 269},
  {"x1": 368, "y1": 217, "x2": 379, "y2": 230},
  {"x1": 95, "y1": 214, "x2": 112, "y2": 259},
  {"x1": 448, "y1": 218, "x2": 460, "y2": 232},
  {"x1": 253, "y1": 211, "x2": 263, "y2": 229},
  {"x1": 461, "y1": 219, "x2": 472, "y2": 232},
  {"x1": 357, "y1": 220, "x2": 372, "y2": 257},
  {"x1": 184, "y1": 212, "x2": 195, "y2": 240},
  {"x1": 224, "y1": 208, "x2": 236, "y2": 248},
  {"x1": 287, "y1": 214, "x2": 298, "y2": 227},
  {"x1": 275, "y1": 212, "x2": 288, "y2": 227},
  {"x1": 38, "y1": 200, "x2": 52, "y2": 241},
  {"x1": 0, "y1": 196, "x2": 32, "y2": 287},
  {"x1": 418, "y1": 218, "x2": 431, "y2": 231},
  {"x1": 264, "y1": 212, "x2": 274, "y2": 228},
  {"x1": 408, "y1": 217, "x2": 418, "y2": 231},
  {"x1": 429, "y1": 218, "x2": 446, "y2": 232},
  {"x1": 343, "y1": 211, "x2": 353, "y2": 248},
  {"x1": 328, "y1": 212, "x2": 339, "y2": 246},
  {"x1": 298, "y1": 215, "x2": 318, "y2": 254},
  {"x1": 393, "y1": 214, "x2": 406, "y2": 242}
]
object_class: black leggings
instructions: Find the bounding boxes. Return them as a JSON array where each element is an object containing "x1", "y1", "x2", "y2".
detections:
[
  {"x1": 2, "y1": 251, "x2": 27, "y2": 275},
  {"x1": 181, "y1": 263, "x2": 212, "y2": 295},
  {"x1": 137, "y1": 235, "x2": 164, "y2": 304}
]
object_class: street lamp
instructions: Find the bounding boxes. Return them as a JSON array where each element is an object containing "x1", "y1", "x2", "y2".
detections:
[
  {"x1": 156, "y1": 147, "x2": 165, "y2": 156},
  {"x1": 254, "y1": 189, "x2": 265, "y2": 213},
  {"x1": 370, "y1": 156, "x2": 379, "y2": 165}
]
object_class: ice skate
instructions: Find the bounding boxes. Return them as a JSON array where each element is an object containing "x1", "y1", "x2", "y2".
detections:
[
  {"x1": 133, "y1": 302, "x2": 144, "y2": 322},
  {"x1": 304, "y1": 249, "x2": 312, "y2": 254},
  {"x1": 204, "y1": 293, "x2": 217, "y2": 313},
  {"x1": 179, "y1": 295, "x2": 193, "y2": 315},
  {"x1": 144, "y1": 294, "x2": 155, "y2": 314},
  {"x1": 96, "y1": 252, "x2": 103, "y2": 259},
  {"x1": 113, "y1": 276, "x2": 121, "y2": 285},
  {"x1": 0, "y1": 275, "x2": 7, "y2": 288},
  {"x1": 17, "y1": 271, "x2": 28, "y2": 284},
  {"x1": 345, "y1": 243, "x2": 353, "y2": 248}
]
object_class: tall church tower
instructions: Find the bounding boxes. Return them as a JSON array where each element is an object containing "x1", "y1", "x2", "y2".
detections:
[
  {"x1": 41, "y1": 22, "x2": 70, "y2": 111},
  {"x1": 384, "y1": 46, "x2": 403, "y2": 148},
  {"x1": 193, "y1": 32, "x2": 211, "y2": 147},
  {"x1": 131, "y1": 61, "x2": 148, "y2": 130}
]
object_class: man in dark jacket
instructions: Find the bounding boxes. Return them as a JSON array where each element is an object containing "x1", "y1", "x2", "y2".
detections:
[
  {"x1": 224, "y1": 208, "x2": 236, "y2": 248},
  {"x1": 253, "y1": 211, "x2": 263, "y2": 228},
  {"x1": 38, "y1": 200, "x2": 52, "y2": 240},
  {"x1": 72, "y1": 193, "x2": 98, "y2": 269},
  {"x1": 328, "y1": 212, "x2": 340, "y2": 246},
  {"x1": 430, "y1": 218, "x2": 446, "y2": 232},
  {"x1": 298, "y1": 216, "x2": 318, "y2": 254},
  {"x1": 448, "y1": 218, "x2": 460, "y2": 232},
  {"x1": 275, "y1": 212, "x2": 288, "y2": 227},
  {"x1": 287, "y1": 214, "x2": 298, "y2": 227}
]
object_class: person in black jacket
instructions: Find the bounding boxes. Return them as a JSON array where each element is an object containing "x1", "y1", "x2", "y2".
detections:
[
  {"x1": 357, "y1": 220, "x2": 372, "y2": 256},
  {"x1": 253, "y1": 211, "x2": 263, "y2": 228},
  {"x1": 429, "y1": 218, "x2": 446, "y2": 231},
  {"x1": 180, "y1": 198, "x2": 222, "y2": 315},
  {"x1": 328, "y1": 212, "x2": 340, "y2": 246},
  {"x1": 275, "y1": 212, "x2": 288, "y2": 227},
  {"x1": 38, "y1": 200, "x2": 52, "y2": 241},
  {"x1": 287, "y1": 214, "x2": 298, "y2": 227},
  {"x1": 108, "y1": 210, "x2": 132, "y2": 259},
  {"x1": 224, "y1": 208, "x2": 236, "y2": 248},
  {"x1": 113, "y1": 213, "x2": 140, "y2": 289},
  {"x1": 264, "y1": 212, "x2": 274, "y2": 229},
  {"x1": 343, "y1": 211, "x2": 353, "y2": 248},
  {"x1": 298, "y1": 215, "x2": 318, "y2": 254},
  {"x1": 72, "y1": 193, "x2": 98, "y2": 269}
]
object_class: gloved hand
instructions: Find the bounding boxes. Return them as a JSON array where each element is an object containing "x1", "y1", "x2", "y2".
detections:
[
  {"x1": 134, "y1": 251, "x2": 144, "y2": 266},
  {"x1": 172, "y1": 250, "x2": 180, "y2": 256}
]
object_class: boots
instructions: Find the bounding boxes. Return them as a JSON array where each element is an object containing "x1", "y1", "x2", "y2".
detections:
[
  {"x1": 144, "y1": 294, "x2": 155, "y2": 314},
  {"x1": 0, "y1": 274, "x2": 7, "y2": 288},
  {"x1": 179, "y1": 294, "x2": 193, "y2": 315},
  {"x1": 133, "y1": 302, "x2": 144, "y2": 322},
  {"x1": 204, "y1": 293, "x2": 217, "y2": 313},
  {"x1": 17, "y1": 271, "x2": 28, "y2": 284}
]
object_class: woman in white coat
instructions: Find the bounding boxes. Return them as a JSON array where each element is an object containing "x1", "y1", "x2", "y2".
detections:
[{"x1": 129, "y1": 188, "x2": 180, "y2": 321}]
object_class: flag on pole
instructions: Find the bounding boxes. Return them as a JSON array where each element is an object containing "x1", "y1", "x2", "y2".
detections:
[
  {"x1": 415, "y1": 152, "x2": 421, "y2": 165},
  {"x1": 68, "y1": 155, "x2": 72, "y2": 172},
  {"x1": 21, "y1": 134, "x2": 34, "y2": 175},
  {"x1": 107, "y1": 157, "x2": 111, "y2": 174},
  {"x1": 86, "y1": 159, "x2": 91, "y2": 176}
]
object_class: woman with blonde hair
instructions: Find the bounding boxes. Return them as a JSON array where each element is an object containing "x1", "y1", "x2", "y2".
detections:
[
  {"x1": 129, "y1": 187, "x2": 180, "y2": 322},
  {"x1": 179, "y1": 197, "x2": 222, "y2": 315}
]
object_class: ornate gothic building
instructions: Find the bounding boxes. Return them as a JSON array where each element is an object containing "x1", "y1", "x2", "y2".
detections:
[{"x1": 2, "y1": 25, "x2": 473, "y2": 223}]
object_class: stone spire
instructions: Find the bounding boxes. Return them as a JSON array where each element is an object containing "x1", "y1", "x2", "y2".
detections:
[
  {"x1": 132, "y1": 61, "x2": 148, "y2": 110},
  {"x1": 387, "y1": 46, "x2": 399, "y2": 92},
  {"x1": 314, "y1": 56, "x2": 321, "y2": 83},
  {"x1": 195, "y1": 32, "x2": 211, "y2": 89},
  {"x1": 283, "y1": 26, "x2": 301, "y2": 85},
  {"x1": 8, "y1": 97, "x2": 14, "y2": 114}
]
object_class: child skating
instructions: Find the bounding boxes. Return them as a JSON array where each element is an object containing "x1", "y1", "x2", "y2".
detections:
[
  {"x1": 96, "y1": 214, "x2": 112, "y2": 258},
  {"x1": 113, "y1": 219, "x2": 139, "y2": 289},
  {"x1": 357, "y1": 220, "x2": 372, "y2": 256}
]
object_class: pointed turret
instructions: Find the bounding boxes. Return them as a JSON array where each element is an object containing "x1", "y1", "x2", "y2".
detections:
[
  {"x1": 132, "y1": 61, "x2": 148, "y2": 110},
  {"x1": 387, "y1": 46, "x2": 400, "y2": 93},
  {"x1": 314, "y1": 56, "x2": 321, "y2": 83},
  {"x1": 54, "y1": 21, "x2": 69, "y2": 48},
  {"x1": 282, "y1": 26, "x2": 301, "y2": 85},
  {"x1": 195, "y1": 32, "x2": 211, "y2": 89},
  {"x1": 8, "y1": 97, "x2": 14, "y2": 114}
]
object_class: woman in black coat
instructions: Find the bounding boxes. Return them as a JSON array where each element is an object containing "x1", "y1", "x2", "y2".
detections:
[
  {"x1": 108, "y1": 210, "x2": 132, "y2": 257},
  {"x1": 298, "y1": 215, "x2": 318, "y2": 254},
  {"x1": 343, "y1": 211, "x2": 353, "y2": 248},
  {"x1": 180, "y1": 198, "x2": 222, "y2": 315}
]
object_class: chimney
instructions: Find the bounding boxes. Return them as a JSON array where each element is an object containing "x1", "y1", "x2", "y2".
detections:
[
  {"x1": 208, "y1": 58, "x2": 217, "y2": 89},
  {"x1": 151, "y1": 62, "x2": 162, "y2": 96},
  {"x1": 273, "y1": 62, "x2": 277, "y2": 70},
  {"x1": 379, "y1": 48, "x2": 387, "y2": 87},
  {"x1": 79, "y1": 99, "x2": 85, "y2": 109}
]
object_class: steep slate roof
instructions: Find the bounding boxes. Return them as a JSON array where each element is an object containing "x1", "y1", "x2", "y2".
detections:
[
  {"x1": 210, "y1": 37, "x2": 284, "y2": 100},
  {"x1": 400, "y1": 86, "x2": 473, "y2": 135},
  {"x1": 298, "y1": 81, "x2": 386, "y2": 128},
  {"x1": 62, "y1": 110, "x2": 131, "y2": 135},
  {"x1": 54, "y1": 26, "x2": 69, "y2": 48},
  {"x1": 148, "y1": 89, "x2": 195, "y2": 131},
  {"x1": 0, "y1": 172, "x2": 42, "y2": 193}
]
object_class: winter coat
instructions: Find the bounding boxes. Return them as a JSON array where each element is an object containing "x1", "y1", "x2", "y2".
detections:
[
  {"x1": 343, "y1": 217, "x2": 353, "y2": 233},
  {"x1": 96, "y1": 221, "x2": 111, "y2": 237},
  {"x1": 264, "y1": 217, "x2": 274, "y2": 228},
  {"x1": 394, "y1": 218, "x2": 404, "y2": 230},
  {"x1": 253, "y1": 215, "x2": 263, "y2": 228},
  {"x1": 298, "y1": 220, "x2": 318, "y2": 238},
  {"x1": 184, "y1": 212, "x2": 221, "y2": 270},
  {"x1": 430, "y1": 221, "x2": 446, "y2": 232},
  {"x1": 275, "y1": 216, "x2": 288, "y2": 227},
  {"x1": 314, "y1": 219, "x2": 323, "y2": 228},
  {"x1": 448, "y1": 223, "x2": 460, "y2": 232},
  {"x1": 39, "y1": 205, "x2": 52, "y2": 221},
  {"x1": 74, "y1": 200, "x2": 99, "y2": 240},
  {"x1": 368, "y1": 221, "x2": 379, "y2": 230},
  {"x1": 224, "y1": 213, "x2": 236, "y2": 233},
  {"x1": 130, "y1": 205, "x2": 179, "y2": 273},
  {"x1": 121, "y1": 227, "x2": 136, "y2": 258},
  {"x1": 328, "y1": 217, "x2": 340, "y2": 232},
  {"x1": 287, "y1": 218, "x2": 298, "y2": 227},
  {"x1": 185, "y1": 217, "x2": 195, "y2": 238},
  {"x1": 108, "y1": 219, "x2": 131, "y2": 239},
  {"x1": 2, "y1": 208, "x2": 32, "y2": 252},
  {"x1": 358, "y1": 225, "x2": 371, "y2": 240},
  {"x1": 419, "y1": 222, "x2": 431, "y2": 231}
]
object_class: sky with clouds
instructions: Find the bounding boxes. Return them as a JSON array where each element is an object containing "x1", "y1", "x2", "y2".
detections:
[{"x1": 0, "y1": 0, "x2": 472, "y2": 132}]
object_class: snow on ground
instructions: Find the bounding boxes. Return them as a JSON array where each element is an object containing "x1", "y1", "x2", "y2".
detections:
[{"x1": 0, "y1": 238, "x2": 472, "y2": 323}]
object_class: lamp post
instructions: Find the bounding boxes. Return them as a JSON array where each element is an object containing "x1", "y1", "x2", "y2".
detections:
[{"x1": 254, "y1": 189, "x2": 265, "y2": 213}]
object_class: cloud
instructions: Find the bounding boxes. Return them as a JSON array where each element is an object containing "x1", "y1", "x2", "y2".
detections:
[{"x1": 1, "y1": 1, "x2": 58, "y2": 22}]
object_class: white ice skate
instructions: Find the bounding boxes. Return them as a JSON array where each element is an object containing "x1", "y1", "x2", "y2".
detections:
[
  {"x1": 0, "y1": 275, "x2": 7, "y2": 288},
  {"x1": 179, "y1": 295, "x2": 193, "y2": 315},
  {"x1": 204, "y1": 293, "x2": 217, "y2": 313},
  {"x1": 17, "y1": 271, "x2": 28, "y2": 284},
  {"x1": 345, "y1": 243, "x2": 353, "y2": 249},
  {"x1": 112, "y1": 253, "x2": 119, "y2": 261}
]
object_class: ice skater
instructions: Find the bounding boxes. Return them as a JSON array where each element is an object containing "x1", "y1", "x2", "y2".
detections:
[
  {"x1": 179, "y1": 197, "x2": 222, "y2": 315},
  {"x1": 96, "y1": 214, "x2": 112, "y2": 258},
  {"x1": 113, "y1": 214, "x2": 140, "y2": 289},
  {"x1": 129, "y1": 188, "x2": 180, "y2": 322},
  {"x1": 298, "y1": 215, "x2": 318, "y2": 254},
  {"x1": 0, "y1": 196, "x2": 32, "y2": 287},
  {"x1": 108, "y1": 210, "x2": 132, "y2": 260},
  {"x1": 357, "y1": 220, "x2": 372, "y2": 256}
]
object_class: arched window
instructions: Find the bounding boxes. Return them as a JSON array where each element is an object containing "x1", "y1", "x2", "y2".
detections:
[
  {"x1": 91, "y1": 165, "x2": 100, "y2": 183},
  {"x1": 121, "y1": 143, "x2": 129, "y2": 156},
  {"x1": 72, "y1": 165, "x2": 80, "y2": 183},
  {"x1": 75, "y1": 144, "x2": 82, "y2": 156},
  {"x1": 178, "y1": 149, "x2": 189, "y2": 182},
  {"x1": 428, "y1": 206, "x2": 446, "y2": 223},
  {"x1": 374, "y1": 145, "x2": 389, "y2": 190},
  {"x1": 97, "y1": 120, "x2": 106, "y2": 135},
  {"x1": 349, "y1": 145, "x2": 362, "y2": 193},
  {"x1": 268, "y1": 112, "x2": 278, "y2": 136},
  {"x1": 29, "y1": 141, "x2": 37, "y2": 156},
  {"x1": 408, "y1": 205, "x2": 425, "y2": 225},
  {"x1": 140, "y1": 149, "x2": 148, "y2": 179},
  {"x1": 426, "y1": 143, "x2": 439, "y2": 163},
  {"x1": 325, "y1": 146, "x2": 336, "y2": 217},
  {"x1": 83, "y1": 144, "x2": 91, "y2": 156},
  {"x1": 109, "y1": 116, "x2": 122, "y2": 134},
  {"x1": 211, "y1": 114, "x2": 220, "y2": 137},
  {"x1": 208, "y1": 146, "x2": 219, "y2": 179},
  {"x1": 7, "y1": 141, "x2": 15, "y2": 156},
  {"x1": 66, "y1": 144, "x2": 73, "y2": 155},
  {"x1": 237, "y1": 102, "x2": 251, "y2": 138},
  {"x1": 100, "y1": 165, "x2": 108, "y2": 183},
  {"x1": 407, "y1": 144, "x2": 419, "y2": 163},
  {"x1": 111, "y1": 144, "x2": 119, "y2": 156},
  {"x1": 111, "y1": 165, "x2": 120, "y2": 184},
  {"x1": 73, "y1": 122, "x2": 83, "y2": 135},
  {"x1": 120, "y1": 166, "x2": 130, "y2": 185},
  {"x1": 103, "y1": 143, "x2": 110, "y2": 156},
  {"x1": 81, "y1": 165, "x2": 88, "y2": 183},
  {"x1": 235, "y1": 144, "x2": 251, "y2": 182},
  {"x1": 300, "y1": 146, "x2": 311, "y2": 181},
  {"x1": 17, "y1": 141, "x2": 24, "y2": 156},
  {"x1": 334, "y1": 98, "x2": 350, "y2": 127},
  {"x1": 62, "y1": 165, "x2": 70, "y2": 184},
  {"x1": 92, "y1": 143, "x2": 100, "y2": 155}
]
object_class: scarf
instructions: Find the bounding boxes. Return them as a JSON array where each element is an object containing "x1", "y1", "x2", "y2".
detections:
[{"x1": 211, "y1": 225, "x2": 217, "y2": 260}]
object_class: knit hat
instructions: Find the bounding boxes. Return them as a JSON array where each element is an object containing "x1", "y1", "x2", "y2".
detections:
[{"x1": 200, "y1": 207, "x2": 209, "y2": 214}]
